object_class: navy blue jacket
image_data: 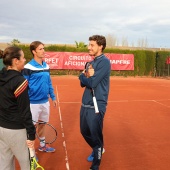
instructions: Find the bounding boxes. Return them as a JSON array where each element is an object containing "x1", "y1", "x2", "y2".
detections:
[{"x1": 79, "y1": 54, "x2": 110, "y2": 113}]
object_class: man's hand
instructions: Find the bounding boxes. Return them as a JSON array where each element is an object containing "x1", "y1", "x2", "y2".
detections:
[
  {"x1": 52, "y1": 100, "x2": 57, "y2": 107},
  {"x1": 88, "y1": 64, "x2": 94, "y2": 77},
  {"x1": 83, "y1": 64, "x2": 94, "y2": 78},
  {"x1": 26, "y1": 140, "x2": 34, "y2": 149}
]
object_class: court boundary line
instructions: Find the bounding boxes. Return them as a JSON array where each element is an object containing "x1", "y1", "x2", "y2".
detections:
[
  {"x1": 56, "y1": 85, "x2": 70, "y2": 170},
  {"x1": 58, "y1": 99, "x2": 170, "y2": 108},
  {"x1": 153, "y1": 100, "x2": 170, "y2": 108},
  {"x1": 59, "y1": 99, "x2": 170, "y2": 103}
]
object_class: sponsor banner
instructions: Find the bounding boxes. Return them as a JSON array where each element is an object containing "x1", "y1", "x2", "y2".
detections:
[
  {"x1": 44, "y1": 52, "x2": 134, "y2": 70},
  {"x1": 166, "y1": 57, "x2": 170, "y2": 64},
  {"x1": 105, "y1": 53, "x2": 134, "y2": 70}
]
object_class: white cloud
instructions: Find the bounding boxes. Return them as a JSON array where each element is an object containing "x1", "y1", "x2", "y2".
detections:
[
  {"x1": 0, "y1": 0, "x2": 170, "y2": 47},
  {"x1": 0, "y1": 36, "x2": 13, "y2": 41}
]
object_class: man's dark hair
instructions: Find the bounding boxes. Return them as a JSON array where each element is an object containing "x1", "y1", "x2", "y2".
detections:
[
  {"x1": 89, "y1": 35, "x2": 106, "y2": 51},
  {"x1": 3, "y1": 46, "x2": 22, "y2": 66},
  {"x1": 30, "y1": 41, "x2": 44, "y2": 56}
]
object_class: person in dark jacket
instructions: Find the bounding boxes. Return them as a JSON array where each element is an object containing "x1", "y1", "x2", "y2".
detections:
[
  {"x1": 0, "y1": 46, "x2": 36, "y2": 170},
  {"x1": 79, "y1": 35, "x2": 111, "y2": 170}
]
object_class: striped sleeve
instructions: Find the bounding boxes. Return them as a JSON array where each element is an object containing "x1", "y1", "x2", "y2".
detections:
[{"x1": 14, "y1": 80, "x2": 28, "y2": 98}]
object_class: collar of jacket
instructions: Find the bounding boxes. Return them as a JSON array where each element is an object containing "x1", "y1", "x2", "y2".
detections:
[{"x1": 94, "y1": 54, "x2": 104, "y2": 60}]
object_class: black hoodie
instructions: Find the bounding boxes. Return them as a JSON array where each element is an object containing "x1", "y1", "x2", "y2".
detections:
[{"x1": 0, "y1": 68, "x2": 35, "y2": 140}]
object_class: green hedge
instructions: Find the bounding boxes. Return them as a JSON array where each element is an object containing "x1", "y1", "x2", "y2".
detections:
[
  {"x1": 16, "y1": 44, "x2": 170, "y2": 77},
  {"x1": 156, "y1": 51, "x2": 170, "y2": 76},
  {"x1": 144, "y1": 51, "x2": 155, "y2": 76}
]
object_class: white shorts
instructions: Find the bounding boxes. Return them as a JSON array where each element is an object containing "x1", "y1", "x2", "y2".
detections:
[{"x1": 30, "y1": 101, "x2": 50, "y2": 124}]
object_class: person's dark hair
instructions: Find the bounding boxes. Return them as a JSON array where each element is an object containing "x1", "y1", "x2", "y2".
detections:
[
  {"x1": 3, "y1": 46, "x2": 22, "y2": 66},
  {"x1": 0, "y1": 49, "x2": 3, "y2": 59},
  {"x1": 89, "y1": 35, "x2": 106, "y2": 51},
  {"x1": 30, "y1": 41, "x2": 44, "y2": 56}
]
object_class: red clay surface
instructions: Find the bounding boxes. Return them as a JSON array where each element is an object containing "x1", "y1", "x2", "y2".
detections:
[{"x1": 16, "y1": 76, "x2": 170, "y2": 170}]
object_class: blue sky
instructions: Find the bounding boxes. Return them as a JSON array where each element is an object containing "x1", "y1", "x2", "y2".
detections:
[{"x1": 0, "y1": 0, "x2": 170, "y2": 48}]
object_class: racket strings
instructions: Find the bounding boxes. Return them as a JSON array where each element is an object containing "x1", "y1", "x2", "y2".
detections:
[
  {"x1": 36, "y1": 124, "x2": 57, "y2": 144},
  {"x1": 44, "y1": 125, "x2": 56, "y2": 143},
  {"x1": 30, "y1": 158, "x2": 44, "y2": 170}
]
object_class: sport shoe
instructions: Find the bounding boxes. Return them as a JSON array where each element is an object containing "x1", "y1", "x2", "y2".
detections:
[
  {"x1": 38, "y1": 145, "x2": 55, "y2": 152},
  {"x1": 87, "y1": 148, "x2": 105, "y2": 162}
]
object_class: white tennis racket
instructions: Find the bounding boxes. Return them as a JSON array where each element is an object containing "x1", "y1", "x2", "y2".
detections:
[{"x1": 85, "y1": 62, "x2": 99, "y2": 114}]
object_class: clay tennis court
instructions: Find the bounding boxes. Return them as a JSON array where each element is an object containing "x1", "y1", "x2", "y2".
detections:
[{"x1": 16, "y1": 76, "x2": 170, "y2": 170}]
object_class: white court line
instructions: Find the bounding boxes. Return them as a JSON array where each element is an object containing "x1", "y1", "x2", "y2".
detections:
[
  {"x1": 57, "y1": 85, "x2": 69, "y2": 86},
  {"x1": 109, "y1": 99, "x2": 170, "y2": 108},
  {"x1": 59, "y1": 99, "x2": 170, "y2": 108},
  {"x1": 59, "y1": 102, "x2": 81, "y2": 104},
  {"x1": 56, "y1": 85, "x2": 70, "y2": 170},
  {"x1": 59, "y1": 100, "x2": 154, "y2": 103},
  {"x1": 59, "y1": 100, "x2": 129, "y2": 104},
  {"x1": 109, "y1": 99, "x2": 170, "y2": 102},
  {"x1": 153, "y1": 100, "x2": 170, "y2": 108}
]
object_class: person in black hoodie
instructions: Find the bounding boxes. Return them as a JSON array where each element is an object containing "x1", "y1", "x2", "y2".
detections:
[{"x1": 0, "y1": 46, "x2": 36, "y2": 170}]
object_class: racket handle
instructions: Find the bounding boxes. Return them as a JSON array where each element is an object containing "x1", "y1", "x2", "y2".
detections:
[
  {"x1": 29, "y1": 148, "x2": 35, "y2": 158},
  {"x1": 93, "y1": 96, "x2": 99, "y2": 113}
]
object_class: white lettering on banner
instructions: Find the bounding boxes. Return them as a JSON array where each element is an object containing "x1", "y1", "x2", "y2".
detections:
[
  {"x1": 110, "y1": 60, "x2": 130, "y2": 64},
  {"x1": 64, "y1": 61, "x2": 86, "y2": 66},
  {"x1": 69, "y1": 56, "x2": 92, "y2": 61},
  {"x1": 44, "y1": 58, "x2": 59, "y2": 65},
  {"x1": 44, "y1": 52, "x2": 134, "y2": 70}
]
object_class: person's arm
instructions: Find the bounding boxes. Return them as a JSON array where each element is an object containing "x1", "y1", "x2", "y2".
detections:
[
  {"x1": 15, "y1": 79, "x2": 36, "y2": 140},
  {"x1": 79, "y1": 59, "x2": 110, "y2": 88},
  {"x1": 21, "y1": 68, "x2": 30, "y2": 81},
  {"x1": 79, "y1": 64, "x2": 94, "y2": 88},
  {"x1": 79, "y1": 70, "x2": 87, "y2": 88},
  {"x1": 48, "y1": 75, "x2": 57, "y2": 106}
]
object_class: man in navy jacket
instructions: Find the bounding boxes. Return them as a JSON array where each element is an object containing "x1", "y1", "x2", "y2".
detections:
[{"x1": 79, "y1": 35, "x2": 111, "y2": 170}]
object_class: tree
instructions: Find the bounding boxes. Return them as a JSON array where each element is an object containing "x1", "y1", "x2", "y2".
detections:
[
  {"x1": 137, "y1": 38, "x2": 149, "y2": 48},
  {"x1": 121, "y1": 36, "x2": 128, "y2": 47},
  {"x1": 75, "y1": 41, "x2": 87, "y2": 48},
  {"x1": 105, "y1": 34, "x2": 118, "y2": 47},
  {"x1": 10, "y1": 39, "x2": 20, "y2": 46}
]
